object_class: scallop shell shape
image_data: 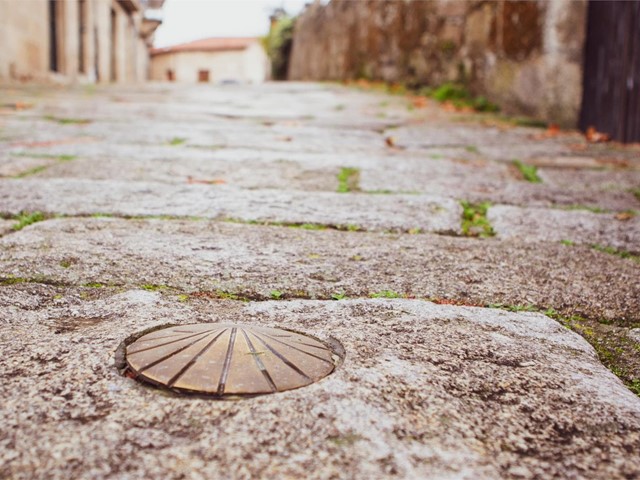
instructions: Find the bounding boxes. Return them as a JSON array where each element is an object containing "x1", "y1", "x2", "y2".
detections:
[{"x1": 126, "y1": 323, "x2": 335, "y2": 396}]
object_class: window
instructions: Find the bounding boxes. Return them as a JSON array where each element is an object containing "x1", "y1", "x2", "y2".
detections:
[{"x1": 198, "y1": 70, "x2": 210, "y2": 82}]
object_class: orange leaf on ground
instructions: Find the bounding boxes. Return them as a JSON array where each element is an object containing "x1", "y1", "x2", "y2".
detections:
[
  {"x1": 585, "y1": 126, "x2": 610, "y2": 143},
  {"x1": 187, "y1": 176, "x2": 226, "y2": 185},
  {"x1": 614, "y1": 212, "x2": 635, "y2": 221},
  {"x1": 11, "y1": 137, "x2": 97, "y2": 148},
  {"x1": 530, "y1": 123, "x2": 561, "y2": 140},
  {"x1": 409, "y1": 96, "x2": 427, "y2": 108}
]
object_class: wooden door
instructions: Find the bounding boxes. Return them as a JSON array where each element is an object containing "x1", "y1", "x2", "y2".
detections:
[{"x1": 580, "y1": 0, "x2": 640, "y2": 143}]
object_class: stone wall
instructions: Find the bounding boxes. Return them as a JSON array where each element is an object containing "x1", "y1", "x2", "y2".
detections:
[{"x1": 289, "y1": 0, "x2": 587, "y2": 126}]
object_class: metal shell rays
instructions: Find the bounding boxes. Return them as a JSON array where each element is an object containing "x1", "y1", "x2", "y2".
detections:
[{"x1": 125, "y1": 323, "x2": 335, "y2": 396}]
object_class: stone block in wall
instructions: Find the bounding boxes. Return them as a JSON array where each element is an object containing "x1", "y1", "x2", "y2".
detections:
[
  {"x1": 465, "y1": 3, "x2": 495, "y2": 55},
  {"x1": 501, "y1": 0, "x2": 543, "y2": 60}
]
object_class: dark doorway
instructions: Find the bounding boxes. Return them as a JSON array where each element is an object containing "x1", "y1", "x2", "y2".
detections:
[
  {"x1": 48, "y1": 0, "x2": 58, "y2": 72},
  {"x1": 166, "y1": 69, "x2": 175, "y2": 81},
  {"x1": 580, "y1": 1, "x2": 640, "y2": 143},
  {"x1": 94, "y1": 26, "x2": 100, "y2": 81},
  {"x1": 79, "y1": 0, "x2": 87, "y2": 74},
  {"x1": 198, "y1": 70, "x2": 210, "y2": 82},
  {"x1": 110, "y1": 8, "x2": 117, "y2": 81}
]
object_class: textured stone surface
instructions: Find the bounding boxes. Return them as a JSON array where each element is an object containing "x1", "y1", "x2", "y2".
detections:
[
  {"x1": 1, "y1": 217, "x2": 639, "y2": 322},
  {"x1": 0, "y1": 219, "x2": 14, "y2": 235},
  {"x1": 1, "y1": 82, "x2": 639, "y2": 479},
  {"x1": 489, "y1": 205, "x2": 640, "y2": 253},
  {"x1": 0, "y1": 179, "x2": 461, "y2": 234},
  {"x1": 1, "y1": 292, "x2": 640, "y2": 479}
]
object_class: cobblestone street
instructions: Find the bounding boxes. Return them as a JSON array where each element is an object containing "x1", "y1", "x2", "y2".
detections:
[{"x1": 1, "y1": 83, "x2": 640, "y2": 479}]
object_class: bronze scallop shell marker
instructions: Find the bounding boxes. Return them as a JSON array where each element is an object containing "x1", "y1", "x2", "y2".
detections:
[{"x1": 126, "y1": 324, "x2": 335, "y2": 395}]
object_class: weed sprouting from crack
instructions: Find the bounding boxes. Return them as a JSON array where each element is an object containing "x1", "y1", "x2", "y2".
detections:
[
  {"x1": 44, "y1": 115, "x2": 92, "y2": 125},
  {"x1": 460, "y1": 201, "x2": 495, "y2": 237},
  {"x1": 11, "y1": 153, "x2": 78, "y2": 178},
  {"x1": 337, "y1": 167, "x2": 361, "y2": 193},
  {"x1": 370, "y1": 290, "x2": 403, "y2": 299},
  {"x1": 591, "y1": 244, "x2": 640, "y2": 263},
  {"x1": 13, "y1": 166, "x2": 48, "y2": 178},
  {"x1": 512, "y1": 160, "x2": 542, "y2": 183},
  {"x1": 11, "y1": 211, "x2": 47, "y2": 231},
  {"x1": 557, "y1": 204, "x2": 609, "y2": 214},
  {"x1": 465, "y1": 145, "x2": 480, "y2": 155}
]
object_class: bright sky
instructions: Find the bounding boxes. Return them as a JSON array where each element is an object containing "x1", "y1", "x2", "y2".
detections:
[{"x1": 153, "y1": 0, "x2": 309, "y2": 48}]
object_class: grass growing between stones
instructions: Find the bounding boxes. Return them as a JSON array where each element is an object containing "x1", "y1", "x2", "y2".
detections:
[
  {"x1": 591, "y1": 244, "x2": 640, "y2": 263},
  {"x1": 512, "y1": 160, "x2": 542, "y2": 183},
  {"x1": 141, "y1": 284, "x2": 170, "y2": 292},
  {"x1": 11, "y1": 211, "x2": 46, "y2": 231},
  {"x1": 11, "y1": 152, "x2": 77, "y2": 162},
  {"x1": 13, "y1": 166, "x2": 48, "y2": 178},
  {"x1": 169, "y1": 137, "x2": 187, "y2": 146},
  {"x1": 0, "y1": 275, "x2": 66, "y2": 286},
  {"x1": 485, "y1": 303, "x2": 640, "y2": 398},
  {"x1": 558, "y1": 204, "x2": 609, "y2": 214},
  {"x1": 337, "y1": 167, "x2": 361, "y2": 193},
  {"x1": 551, "y1": 312, "x2": 640, "y2": 397},
  {"x1": 632, "y1": 188, "x2": 640, "y2": 202},
  {"x1": 465, "y1": 145, "x2": 480, "y2": 155},
  {"x1": 427, "y1": 83, "x2": 500, "y2": 112},
  {"x1": 370, "y1": 290, "x2": 403, "y2": 299},
  {"x1": 44, "y1": 115, "x2": 92, "y2": 125},
  {"x1": 460, "y1": 201, "x2": 495, "y2": 237},
  {"x1": 10, "y1": 153, "x2": 78, "y2": 178}
]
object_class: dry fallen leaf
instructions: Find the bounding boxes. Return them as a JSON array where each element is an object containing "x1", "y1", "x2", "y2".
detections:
[
  {"x1": 585, "y1": 126, "x2": 610, "y2": 143},
  {"x1": 11, "y1": 137, "x2": 97, "y2": 148},
  {"x1": 409, "y1": 96, "x2": 427, "y2": 108},
  {"x1": 2, "y1": 101, "x2": 33, "y2": 110},
  {"x1": 385, "y1": 136, "x2": 396, "y2": 147},
  {"x1": 530, "y1": 123, "x2": 562, "y2": 140},
  {"x1": 187, "y1": 176, "x2": 226, "y2": 185},
  {"x1": 614, "y1": 212, "x2": 635, "y2": 221}
]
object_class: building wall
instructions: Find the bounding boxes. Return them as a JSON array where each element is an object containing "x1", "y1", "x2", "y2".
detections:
[
  {"x1": 0, "y1": 0, "x2": 159, "y2": 84},
  {"x1": 150, "y1": 44, "x2": 269, "y2": 84},
  {"x1": 0, "y1": 0, "x2": 49, "y2": 81},
  {"x1": 289, "y1": 0, "x2": 587, "y2": 126}
]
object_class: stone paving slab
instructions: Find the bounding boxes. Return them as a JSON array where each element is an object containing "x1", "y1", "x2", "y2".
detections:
[
  {"x1": 0, "y1": 155, "x2": 59, "y2": 178},
  {"x1": 0, "y1": 219, "x2": 14, "y2": 235},
  {"x1": 2, "y1": 218, "x2": 638, "y2": 322},
  {"x1": 538, "y1": 167, "x2": 640, "y2": 190},
  {"x1": 388, "y1": 124, "x2": 576, "y2": 160},
  {"x1": 0, "y1": 179, "x2": 461, "y2": 234},
  {"x1": 360, "y1": 166, "x2": 639, "y2": 211},
  {"x1": 489, "y1": 205, "x2": 640, "y2": 253},
  {"x1": 1, "y1": 290, "x2": 639, "y2": 480},
  {"x1": 2, "y1": 151, "x2": 637, "y2": 212}
]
